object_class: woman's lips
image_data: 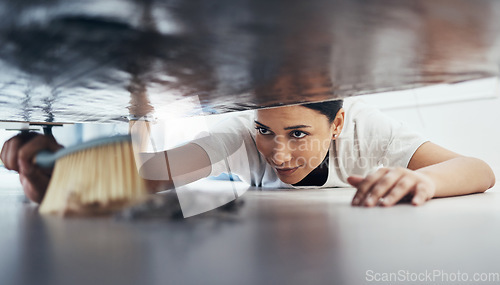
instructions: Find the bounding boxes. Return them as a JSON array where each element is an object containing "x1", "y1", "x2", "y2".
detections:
[{"x1": 275, "y1": 166, "x2": 299, "y2": 176}]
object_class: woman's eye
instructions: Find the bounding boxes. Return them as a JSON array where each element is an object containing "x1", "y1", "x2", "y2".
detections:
[
  {"x1": 256, "y1": 127, "x2": 271, "y2": 135},
  {"x1": 291, "y1": 131, "x2": 307, "y2": 139}
]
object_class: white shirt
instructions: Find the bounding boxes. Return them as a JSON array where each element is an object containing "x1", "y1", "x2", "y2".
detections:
[{"x1": 192, "y1": 98, "x2": 428, "y2": 189}]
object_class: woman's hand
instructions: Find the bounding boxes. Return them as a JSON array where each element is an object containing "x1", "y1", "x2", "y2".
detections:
[
  {"x1": 347, "y1": 167, "x2": 436, "y2": 207},
  {"x1": 0, "y1": 133, "x2": 63, "y2": 203}
]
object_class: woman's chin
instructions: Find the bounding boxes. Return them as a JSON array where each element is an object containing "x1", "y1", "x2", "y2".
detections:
[{"x1": 277, "y1": 173, "x2": 306, "y2": 185}]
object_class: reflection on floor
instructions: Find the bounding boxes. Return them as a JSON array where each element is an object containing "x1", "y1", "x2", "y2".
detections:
[{"x1": 1, "y1": 184, "x2": 499, "y2": 285}]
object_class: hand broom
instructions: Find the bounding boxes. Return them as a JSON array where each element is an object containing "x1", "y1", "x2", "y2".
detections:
[{"x1": 36, "y1": 135, "x2": 148, "y2": 216}]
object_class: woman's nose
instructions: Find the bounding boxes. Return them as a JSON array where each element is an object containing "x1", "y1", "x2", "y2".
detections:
[
  {"x1": 271, "y1": 139, "x2": 292, "y2": 165},
  {"x1": 271, "y1": 153, "x2": 292, "y2": 166}
]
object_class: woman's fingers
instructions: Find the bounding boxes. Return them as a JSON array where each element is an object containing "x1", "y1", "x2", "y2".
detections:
[
  {"x1": 20, "y1": 170, "x2": 50, "y2": 203},
  {"x1": 351, "y1": 167, "x2": 435, "y2": 207},
  {"x1": 17, "y1": 134, "x2": 62, "y2": 173},
  {"x1": 1, "y1": 136, "x2": 23, "y2": 171},
  {"x1": 351, "y1": 168, "x2": 389, "y2": 206},
  {"x1": 361, "y1": 168, "x2": 405, "y2": 207},
  {"x1": 347, "y1": 175, "x2": 364, "y2": 187},
  {"x1": 1, "y1": 132, "x2": 45, "y2": 171},
  {"x1": 379, "y1": 176, "x2": 417, "y2": 207},
  {"x1": 1, "y1": 133, "x2": 62, "y2": 203},
  {"x1": 17, "y1": 135, "x2": 62, "y2": 203},
  {"x1": 411, "y1": 183, "x2": 432, "y2": 206}
]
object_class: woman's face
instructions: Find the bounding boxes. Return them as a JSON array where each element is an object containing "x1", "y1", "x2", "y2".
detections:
[{"x1": 255, "y1": 105, "x2": 342, "y2": 184}]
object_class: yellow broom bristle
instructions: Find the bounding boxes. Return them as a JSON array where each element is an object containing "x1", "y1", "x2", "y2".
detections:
[{"x1": 39, "y1": 141, "x2": 148, "y2": 216}]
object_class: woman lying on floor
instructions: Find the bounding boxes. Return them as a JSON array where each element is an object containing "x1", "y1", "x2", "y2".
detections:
[{"x1": 0, "y1": 98, "x2": 495, "y2": 207}]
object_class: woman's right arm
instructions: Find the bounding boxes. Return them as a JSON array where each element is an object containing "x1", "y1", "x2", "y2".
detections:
[{"x1": 139, "y1": 143, "x2": 212, "y2": 192}]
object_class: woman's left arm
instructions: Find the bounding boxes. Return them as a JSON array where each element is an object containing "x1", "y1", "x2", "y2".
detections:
[{"x1": 348, "y1": 142, "x2": 496, "y2": 207}]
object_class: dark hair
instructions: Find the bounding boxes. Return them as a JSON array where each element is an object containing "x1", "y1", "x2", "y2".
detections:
[{"x1": 302, "y1": 99, "x2": 343, "y2": 123}]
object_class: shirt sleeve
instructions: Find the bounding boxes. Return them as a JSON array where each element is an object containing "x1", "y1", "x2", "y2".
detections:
[
  {"x1": 190, "y1": 111, "x2": 264, "y2": 184},
  {"x1": 350, "y1": 99, "x2": 428, "y2": 168},
  {"x1": 382, "y1": 119, "x2": 428, "y2": 168}
]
